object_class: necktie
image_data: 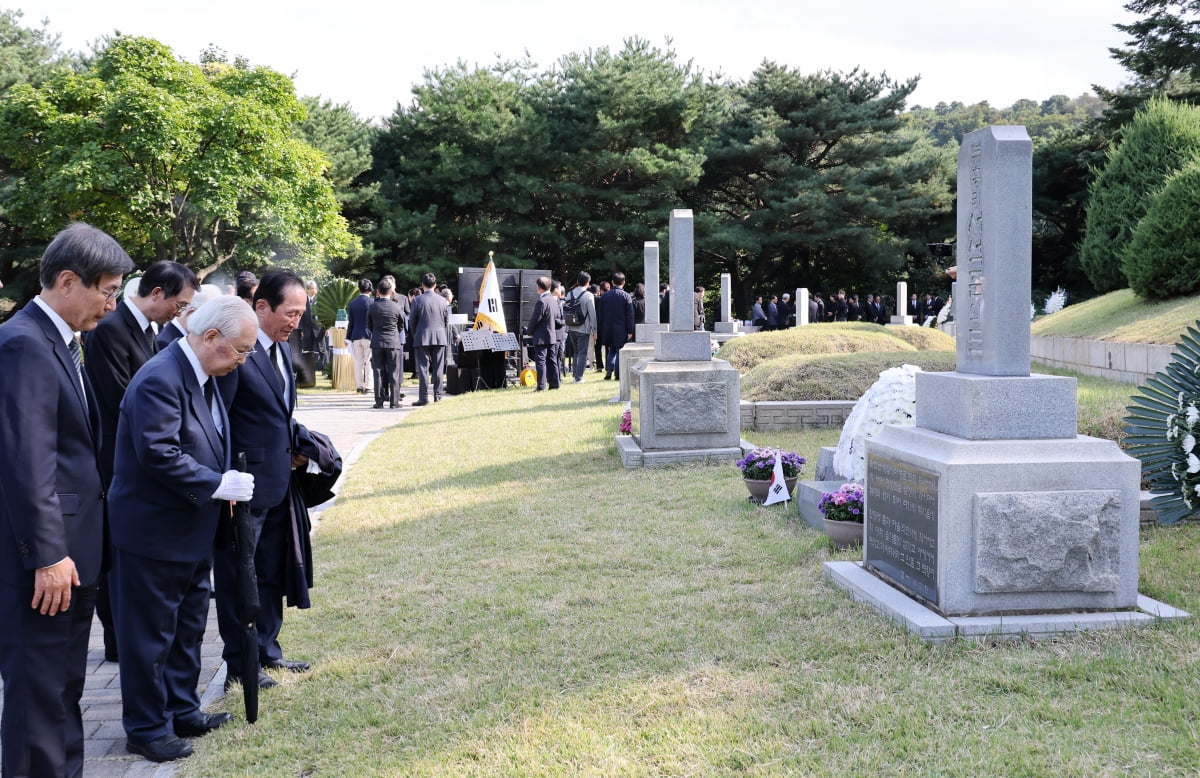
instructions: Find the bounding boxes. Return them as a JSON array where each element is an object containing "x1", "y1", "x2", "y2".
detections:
[
  {"x1": 144, "y1": 323, "x2": 157, "y2": 354},
  {"x1": 269, "y1": 343, "x2": 284, "y2": 391},
  {"x1": 68, "y1": 339, "x2": 87, "y2": 408},
  {"x1": 204, "y1": 379, "x2": 223, "y2": 437}
]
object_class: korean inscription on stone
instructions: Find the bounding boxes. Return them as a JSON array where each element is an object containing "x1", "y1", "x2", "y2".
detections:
[{"x1": 864, "y1": 455, "x2": 939, "y2": 605}]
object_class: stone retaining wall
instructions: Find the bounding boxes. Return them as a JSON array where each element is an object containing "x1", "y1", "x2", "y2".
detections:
[
  {"x1": 1031, "y1": 335, "x2": 1176, "y2": 385},
  {"x1": 740, "y1": 400, "x2": 855, "y2": 431}
]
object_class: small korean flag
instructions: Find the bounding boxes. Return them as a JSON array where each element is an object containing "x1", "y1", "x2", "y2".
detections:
[{"x1": 763, "y1": 448, "x2": 790, "y2": 505}]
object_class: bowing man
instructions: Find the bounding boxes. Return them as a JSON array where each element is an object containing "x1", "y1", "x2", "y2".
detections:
[
  {"x1": 0, "y1": 222, "x2": 133, "y2": 778},
  {"x1": 108, "y1": 296, "x2": 258, "y2": 764}
]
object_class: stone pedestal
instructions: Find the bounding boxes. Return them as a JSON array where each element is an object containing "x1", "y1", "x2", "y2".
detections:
[
  {"x1": 863, "y1": 424, "x2": 1140, "y2": 617},
  {"x1": 636, "y1": 323, "x2": 668, "y2": 343},
  {"x1": 617, "y1": 343, "x2": 655, "y2": 402},
  {"x1": 713, "y1": 321, "x2": 740, "y2": 334},
  {"x1": 623, "y1": 358, "x2": 744, "y2": 467},
  {"x1": 887, "y1": 315, "x2": 915, "y2": 326},
  {"x1": 656, "y1": 330, "x2": 712, "y2": 362},
  {"x1": 916, "y1": 372, "x2": 1077, "y2": 440}
]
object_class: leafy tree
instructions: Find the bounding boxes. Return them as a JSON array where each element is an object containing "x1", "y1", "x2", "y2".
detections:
[
  {"x1": 0, "y1": 35, "x2": 357, "y2": 280},
  {"x1": 295, "y1": 96, "x2": 379, "y2": 277},
  {"x1": 1099, "y1": 0, "x2": 1200, "y2": 124},
  {"x1": 689, "y1": 63, "x2": 953, "y2": 310},
  {"x1": 1078, "y1": 98, "x2": 1200, "y2": 292},
  {"x1": 1125, "y1": 160, "x2": 1200, "y2": 297}
]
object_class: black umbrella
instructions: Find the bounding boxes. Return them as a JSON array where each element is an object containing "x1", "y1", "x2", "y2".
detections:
[{"x1": 231, "y1": 452, "x2": 260, "y2": 723}]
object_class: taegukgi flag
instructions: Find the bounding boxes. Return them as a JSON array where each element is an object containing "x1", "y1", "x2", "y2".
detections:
[
  {"x1": 763, "y1": 448, "x2": 791, "y2": 505},
  {"x1": 473, "y1": 259, "x2": 507, "y2": 333}
]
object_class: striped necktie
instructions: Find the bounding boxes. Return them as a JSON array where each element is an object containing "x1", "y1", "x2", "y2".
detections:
[
  {"x1": 144, "y1": 323, "x2": 157, "y2": 354},
  {"x1": 68, "y1": 339, "x2": 87, "y2": 408}
]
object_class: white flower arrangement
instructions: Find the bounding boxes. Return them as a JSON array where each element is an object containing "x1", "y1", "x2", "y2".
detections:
[
  {"x1": 936, "y1": 296, "x2": 952, "y2": 326},
  {"x1": 832, "y1": 364, "x2": 921, "y2": 482},
  {"x1": 1043, "y1": 287, "x2": 1068, "y2": 315}
]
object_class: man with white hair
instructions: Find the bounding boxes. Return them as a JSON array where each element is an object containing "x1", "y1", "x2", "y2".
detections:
[{"x1": 108, "y1": 295, "x2": 258, "y2": 763}]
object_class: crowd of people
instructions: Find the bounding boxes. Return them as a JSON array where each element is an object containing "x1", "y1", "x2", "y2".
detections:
[
  {"x1": 750, "y1": 289, "x2": 946, "y2": 327},
  {"x1": 0, "y1": 222, "x2": 340, "y2": 770}
]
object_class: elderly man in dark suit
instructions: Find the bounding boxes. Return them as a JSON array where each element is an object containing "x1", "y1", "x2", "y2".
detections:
[
  {"x1": 526, "y1": 276, "x2": 561, "y2": 391},
  {"x1": 85, "y1": 259, "x2": 198, "y2": 662},
  {"x1": 0, "y1": 222, "x2": 133, "y2": 778},
  {"x1": 109, "y1": 296, "x2": 257, "y2": 763},
  {"x1": 214, "y1": 270, "x2": 313, "y2": 691},
  {"x1": 595, "y1": 271, "x2": 634, "y2": 381},
  {"x1": 407, "y1": 271, "x2": 450, "y2": 406},
  {"x1": 368, "y1": 277, "x2": 407, "y2": 408}
]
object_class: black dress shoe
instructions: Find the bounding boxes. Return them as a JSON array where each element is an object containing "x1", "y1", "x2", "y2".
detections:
[
  {"x1": 223, "y1": 670, "x2": 280, "y2": 692},
  {"x1": 174, "y1": 711, "x2": 233, "y2": 738},
  {"x1": 413, "y1": 399, "x2": 429, "y2": 406},
  {"x1": 263, "y1": 658, "x2": 311, "y2": 673},
  {"x1": 126, "y1": 733, "x2": 193, "y2": 762},
  {"x1": 373, "y1": 403, "x2": 384, "y2": 409}
]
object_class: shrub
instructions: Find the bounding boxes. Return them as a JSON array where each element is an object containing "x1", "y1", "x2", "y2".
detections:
[
  {"x1": 1078, "y1": 98, "x2": 1200, "y2": 293},
  {"x1": 1125, "y1": 160, "x2": 1200, "y2": 299}
]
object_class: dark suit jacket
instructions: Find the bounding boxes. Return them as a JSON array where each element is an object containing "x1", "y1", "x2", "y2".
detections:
[
  {"x1": 108, "y1": 341, "x2": 229, "y2": 563},
  {"x1": 596, "y1": 287, "x2": 634, "y2": 348},
  {"x1": 84, "y1": 302, "x2": 156, "y2": 486},
  {"x1": 346, "y1": 294, "x2": 372, "y2": 341},
  {"x1": 0, "y1": 304, "x2": 106, "y2": 587},
  {"x1": 368, "y1": 297, "x2": 406, "y2": 350},
  {"x1": 526, "y1": 292, "x2": 558, "y2": 346},
  {"x1": 408, "y1": 289, "x2": 450, "y2": 347},
  {"x1": 217, "y1": 338, "x2": 301, "y2": 511},
  {"x1": 155, "y1": 319, "x2": 186, "y2": 350}
]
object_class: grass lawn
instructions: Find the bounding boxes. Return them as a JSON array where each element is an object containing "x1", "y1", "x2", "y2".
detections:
[
  {"x1": 184, "y1": 381, "x2": 1200, "y2": 777},
  {"x1": 1032, "y1": 289, "x2": 1200, "y2": 345}
]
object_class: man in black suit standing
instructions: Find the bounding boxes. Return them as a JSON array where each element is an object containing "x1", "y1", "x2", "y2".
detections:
[
  {"x1": 368, "y1": 278, "x2": 407, "y2": 408},
  {"x1": 85, "y1": 260, "x2": 199, "y2": 661},
  {"x1": 109, "y1": 296, "x2": 257, "y2": 763},
  {"x1": 407, "y1": 272, "x2": 450, "y2": 406},
  {"x1": 595, "y1": 271, "x2": 634, "y2": 381},
  {"x1": 215, "y1": 270, "x2": 313, "y2": 690},
  {"x1": 0, "y1": 221, "x2": 133, "y2": 778},
  {"x1": 526, "y1": 276, "x2": 560, "y2": 391}
]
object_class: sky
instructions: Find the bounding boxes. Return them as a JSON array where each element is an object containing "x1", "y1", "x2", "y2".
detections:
[{"x1": 12, "y1": 0, "x2": 1138, "y2": 123}]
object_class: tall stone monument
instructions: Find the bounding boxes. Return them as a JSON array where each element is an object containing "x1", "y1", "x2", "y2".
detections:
[
  {"x1": 889, "y1": 281, "x2": 913, "y2": 326},
  {"x1": 619, "y1": 210, "x2": 745, "y2": 468},
  {"x1": 711, "y1": 273, "x2": 744, "y2": 345},
  {"x1": 796, "y1": 288, "x2": 810, "y2": 327},
  {"x1": 618, "y1": 242, "x2": 669, "y2": 402},
  {"x1": 824, "y1": 126, "x2": 1186, "y2": 640}
]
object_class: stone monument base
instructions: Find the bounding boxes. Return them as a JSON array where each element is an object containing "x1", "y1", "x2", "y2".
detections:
[
  {"x1": 916, "y1": 371, "x2": 1077, "y2": 440},
  {"x1": 888, "y1": 315, "x2": 915, "y2": 326},
  {"x1": 655, "y1": 331, "x2": 712, "y2": 361},
  {"x1": 625, "y1": 357, "x2": 742, "y2": 467},
  {"x1": 865, "y1": 424, "x2": 1141, "y2": 616},
  {"x1": 617, "y1": 343, "x2": 656, "y2": 402},
  {"x1": 635, "y1": 323, "x2": 668, "y2": 343},
  {"x1": 824, "y1": 561, "x2": 1188, "y2": 644},
  {"x1": 616, "y1": 434, "x2": 752, "y2": 469},
  {"x1": 713, "y1": 321, "x2": 740, "y2": 334}
]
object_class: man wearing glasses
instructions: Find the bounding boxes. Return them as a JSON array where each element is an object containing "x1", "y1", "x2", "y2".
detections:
[
  {"x1": 0, "y1": 221, "x2": 134, "y2": 778},
  {"x1": 84, "y1": 260, "x2": 199, "y2": 664},
  {"x1": 108, "y1": 295, "x2": 258, "y2": 763},
  {"x1": 215, "y1": 269, "x2": 315, "y2": 690}
]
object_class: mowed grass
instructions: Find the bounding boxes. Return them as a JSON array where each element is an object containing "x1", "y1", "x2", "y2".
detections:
[
  {"x1": 183, "y1": 382, "x2": 1200, "y2": 777},
  {"x1": 1032, "y1": 289, "x2": 1200, "y2": 344}
]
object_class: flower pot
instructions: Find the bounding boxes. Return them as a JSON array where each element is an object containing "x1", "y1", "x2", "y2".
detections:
[
  {"x1": 744, "y1": 476, "x2": 797, "y2": 504},
  {"x1": 823, "y1": 518, "x2": 864, "y2": 550}
]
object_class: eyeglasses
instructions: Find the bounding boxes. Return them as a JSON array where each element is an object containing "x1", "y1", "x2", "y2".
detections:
[
  {"x1": 174, "y1": 299, "x2": 192, "y2": 313},
  {"x1": 96, "y1": 285, "x2": 121, "y2": 303},
  {"x1": 224, "y1": 341, "x2": 257, "y2": 360}
]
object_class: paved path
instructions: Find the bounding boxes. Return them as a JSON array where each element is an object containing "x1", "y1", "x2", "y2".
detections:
[{"x1": 0, "y1": 389, "x2": 415, "y2": 776}]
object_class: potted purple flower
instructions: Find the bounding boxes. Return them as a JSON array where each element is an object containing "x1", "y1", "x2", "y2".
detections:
[
  {"x1": 736, "y1": 448, "x2": 806, "y2": 503},
  {"x1": 818, "y1": 482, "x2": 865, "y2": 549}
]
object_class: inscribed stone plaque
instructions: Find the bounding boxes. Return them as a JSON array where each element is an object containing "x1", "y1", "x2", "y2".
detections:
[
  {"x1": 955, "y1": 125, "x2": 1032, "y2": 377},
  {"x1": 653, "y1": 382, "x2": 727, "y2": 434},
  {"x1": 973, "y1": 490, "x2": 1122, "y2": 593},
  {"x1": 864, "y1": 455, "x2": 939, "y2": 605}
]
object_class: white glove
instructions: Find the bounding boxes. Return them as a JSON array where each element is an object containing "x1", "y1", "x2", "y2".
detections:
[{"x1": 212, "y1": 470, "x2": 255, "y2": 502}]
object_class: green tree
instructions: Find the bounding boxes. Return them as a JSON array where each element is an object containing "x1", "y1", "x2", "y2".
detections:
[
  {"x1": 1098, "y1": 0, "x2": 1200, "y2": 124},
  {"x1": 1078, "y1": 98, "x2": 1200, "y2": 292},
  {"x1": 1125, "y1": 160, "x2": 1200, "y2": 297},
  {"x1": 690, "y1": 63, "x2": 953, "y2": 310},
  {"x1": 0, "y1": 35, "x2": 357, "y2": 279},
  {"x1": 295, "y1": 96, "x2": 379, "y2": 276}
]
